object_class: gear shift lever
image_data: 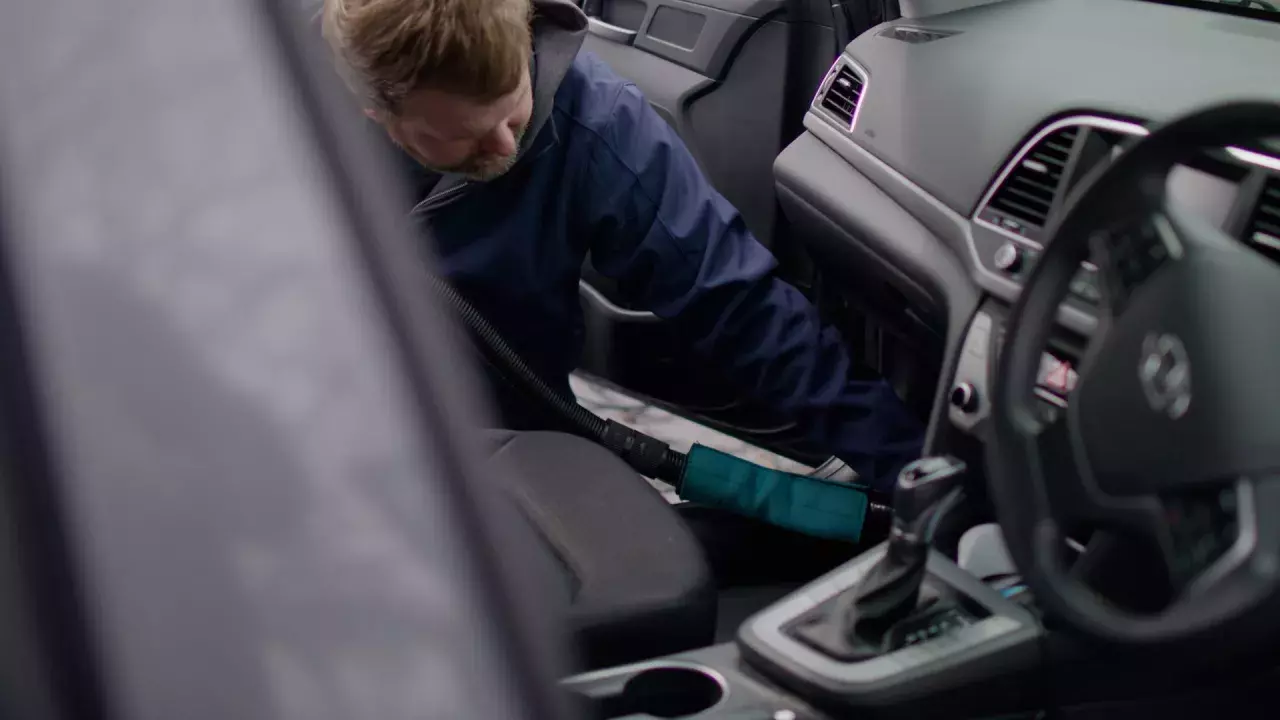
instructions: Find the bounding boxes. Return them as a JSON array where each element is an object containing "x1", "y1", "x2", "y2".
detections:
[
  {"x1": 843, "y1": 456, "x2": 967, "y2": 643},
  {"x1": 791, "y1": 456, "x2": 967, "y2": 661}
]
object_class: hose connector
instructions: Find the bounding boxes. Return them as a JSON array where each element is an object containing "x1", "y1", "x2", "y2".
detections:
[{"x1": 600, "y1": 420, "x2": 675, "y2": 481}]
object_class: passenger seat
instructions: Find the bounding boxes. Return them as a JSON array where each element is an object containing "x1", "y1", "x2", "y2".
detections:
[{"x1": 481, "y1": 430, "x2": 717, "y2": 669}]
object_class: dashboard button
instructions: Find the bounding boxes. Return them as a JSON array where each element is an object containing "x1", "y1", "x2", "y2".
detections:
[
  {"x1": 1069, "y1": 270, "x2": 1102, "y2": 303},
  {"x1": 999, "y1": 217, "x2": 1026, "y2": 235},
  {"x1": 993, "y1": 242, "x2": 1023, "y2": 273},
  {"x1": 950, "y1": 383, "x2": 979, "y2": 413}
]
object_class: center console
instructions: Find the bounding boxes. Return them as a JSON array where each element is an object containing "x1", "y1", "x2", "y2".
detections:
[
  {"x1": 562, "y1": 292, "x2": 1083, "y2": 719},
  {"x1": 736, "y1": 545, "x2": 1039, "y2": 715},
  {"x1": 564, "y1": 644, "x2": 827, "y2": 720},
  {"x1": 563, "y1": 292, "x2": 1087, "y2": 719},
  {"x1": 564, "y1": 545, "x2": 1041, "y2": 720},
  {"x1": 565, "y1": 455, "x2": 1044, "y2": 719},
  {"x1": 947, "y1": 303, "x2": 1084, "y2": 440},
  {"x1": 562, "y1": 290, "x2": 1068, "y2": 719}
]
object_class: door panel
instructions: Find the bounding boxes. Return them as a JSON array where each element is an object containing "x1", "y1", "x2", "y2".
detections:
[
  {"x1": 586, "y1": 16, "x2": 640, "y2": 44},
  {"x1": 596, "y1": 0, "x2": 650, "y2": 30},
  {"x1": 632, "y1": 0, "x2": 761, "y2": 79},
  {"x1": 583, "y1": 0, "x2": 829, "y2": 249},
  {"x1": 582, "y1": 35, "x2": 711, "y2": 132}
]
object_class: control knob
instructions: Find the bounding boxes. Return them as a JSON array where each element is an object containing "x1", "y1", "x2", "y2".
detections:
[
  {"x1": 950, "y1": 382, "x2": 979, "y2": 413},
  {"x1": 993, "y1": 242, "x2": 1023, "y2": 274}
]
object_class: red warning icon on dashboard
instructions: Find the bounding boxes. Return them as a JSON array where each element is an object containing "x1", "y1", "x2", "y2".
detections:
[{"x1": 1043, "y1": 359, "x2": 1076, "y2": 394}]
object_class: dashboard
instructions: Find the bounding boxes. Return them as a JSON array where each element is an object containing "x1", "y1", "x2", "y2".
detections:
[{"x1": 773, "y1": 0, "x2": 1280, "y2": 440}]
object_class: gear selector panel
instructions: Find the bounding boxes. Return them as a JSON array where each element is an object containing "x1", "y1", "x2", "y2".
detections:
[{"x1": 738, "y1": 547, "x2": 1040, "y2": 712}]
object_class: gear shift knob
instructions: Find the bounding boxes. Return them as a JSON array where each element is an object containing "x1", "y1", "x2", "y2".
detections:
[{"x1": 892, "y1": 455, "x2": 968, "y2": 544}]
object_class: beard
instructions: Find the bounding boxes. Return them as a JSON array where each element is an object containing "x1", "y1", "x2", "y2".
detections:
[
  {"x1": 435, "y1": 149, "x2": 520, "y2": 182},
  {"x1": 397, "y1": 121, "x2": 528, "y2": 182}
]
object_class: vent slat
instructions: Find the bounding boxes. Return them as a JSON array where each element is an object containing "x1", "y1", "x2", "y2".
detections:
[
  {"x1": 820, "y1": 65, "x2": 865, "y2": 128},
  {"x1": 983, "y1": 127, "x2": 1080, "y2": 228},
  {"x1": 1006, "y1": 175, "x2": 1059, "y2": 195},
  {"x1": 1028, "y1": 150, "x2": 1071, "y2": 167},
  {"x1": 1244, "y1": 176, "x2": 1280, "y2": 262},
  {"x1": 878, "y1": 26, "x2": 959, "y2": 43},
  {"x1": 998, "y1": 186, "x2": 1054, "y2": 210},
  {"x1": 998, "y1": 177, "x2": 1054, "y2": 196},
  {"x1": 1042, "y1": 140, "x2": 1075, "y2": 155},
  {"x1": 990, "y1": 197, "x2": 1049, "y2": 221},
  {"x1": 1254, "y1": 232, "x2": 1280, "y2": 251}
]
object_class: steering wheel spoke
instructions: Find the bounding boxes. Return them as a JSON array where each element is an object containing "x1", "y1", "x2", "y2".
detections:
[
  {"x1": 1171, "y1": 479, "x2": 1262, "y2": 598},
  {"x1": 1029, "y1": 412, "x2": 1093, "y2": 521},
  {"x1": 1150, "y1": 476, "x2": 1280, "y2": 636},
  {"x1": 1034, "y1": 411, "x2": 1163, "y2": 537},
  {"x1": 1087, "y1": 208, "x2": 1182, "y2": 318}
]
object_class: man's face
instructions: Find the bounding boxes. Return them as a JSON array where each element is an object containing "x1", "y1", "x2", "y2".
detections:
[{"x1": 374, "y1": 71, "x2": 534, "y2": 182}]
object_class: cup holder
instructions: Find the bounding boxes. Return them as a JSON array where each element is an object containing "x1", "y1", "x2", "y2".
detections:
[{"x1": 584, "y1": 664, "x2": 726, "y2": 718}]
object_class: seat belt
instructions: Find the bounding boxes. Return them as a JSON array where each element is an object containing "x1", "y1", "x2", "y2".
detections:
[
  {"x1": 831, "y1": 1, "x2": 851, "y2": 51},
  {"x1": 834, "y1": 0, "x2": 901, "y2": 47}
]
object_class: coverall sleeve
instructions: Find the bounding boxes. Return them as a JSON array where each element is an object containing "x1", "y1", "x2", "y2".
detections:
[{"x1": 580, "y1": 81, "x2": 924, "y2": 492}]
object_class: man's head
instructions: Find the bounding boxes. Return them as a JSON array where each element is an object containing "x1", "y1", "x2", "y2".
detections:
[{"x1": 323, "y1": 0, "x2": 535, "y2": 181}]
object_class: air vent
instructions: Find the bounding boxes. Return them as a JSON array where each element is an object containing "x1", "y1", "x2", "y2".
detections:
[
  {"x1": 1243, "y1": 175, "x2": 1280, "y2": 262},
  {"x1": 820, "y1": 64, "x2": 865, "y2": 129},
  {"x1": 984, "y1": 126, "x2": 1080, "y2": 230},
  {"x1": 879, "y1": 26, "x2": 957, "y2": 43}
]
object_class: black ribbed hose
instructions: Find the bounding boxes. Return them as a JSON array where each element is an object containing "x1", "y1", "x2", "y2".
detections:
[
  {"x1": 429, "y1": 276, "x2": 892, "y2": 537},
  {"x1": 428, "y1": 275, "x2": 688, "y2": 485}
]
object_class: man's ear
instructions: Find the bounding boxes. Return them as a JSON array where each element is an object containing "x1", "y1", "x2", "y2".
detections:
[{"x1": 363, "y1": 108, "x2": 379, "y2": 121}]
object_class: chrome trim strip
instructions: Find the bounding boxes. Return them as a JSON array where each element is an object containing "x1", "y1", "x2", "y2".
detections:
[
  {"x1": 1227, "y1": 146, "x2": 1280, "y2": 173},
  {"x1": 972, "y1": 116, "x2": 1150, "y2": 249},
  {"x1": 1185, "y1": 479, "x2": 1258, "y2": 598},
  {"x1": 811, "y1": 53, "x2": 871, "y2": 135}
]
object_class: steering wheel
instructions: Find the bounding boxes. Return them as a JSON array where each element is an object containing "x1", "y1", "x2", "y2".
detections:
[{"x1": 987, "y1": 103, "x2": 1280, "y2": 644}]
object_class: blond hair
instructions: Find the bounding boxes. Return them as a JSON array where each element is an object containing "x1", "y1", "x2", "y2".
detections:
[{"x1": 321, "y1": 0, "x2": 533, "y2": 113}]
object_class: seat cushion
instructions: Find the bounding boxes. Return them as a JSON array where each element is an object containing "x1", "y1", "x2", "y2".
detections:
[{"x1": 483, "y1": 431, "x2": 716, "y2": 669}]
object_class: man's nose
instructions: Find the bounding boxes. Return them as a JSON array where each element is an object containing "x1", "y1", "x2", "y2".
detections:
[{"x1": 480, "y1": 125, "x2": 518, "y2": 157}]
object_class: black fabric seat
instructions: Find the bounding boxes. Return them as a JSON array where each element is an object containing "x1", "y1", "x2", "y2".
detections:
[{"x1": 482, "y1": 431, "x2": 716, "y2": 669}]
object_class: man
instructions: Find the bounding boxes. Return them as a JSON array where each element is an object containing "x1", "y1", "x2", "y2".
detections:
[{"x1": 321, "y1": 0, "x2": 924, "y2": 491}]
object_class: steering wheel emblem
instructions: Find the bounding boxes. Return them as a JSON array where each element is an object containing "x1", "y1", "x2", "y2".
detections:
[{"x1": 1138, "y1": 332, "x2": 1192, "y2": 420}]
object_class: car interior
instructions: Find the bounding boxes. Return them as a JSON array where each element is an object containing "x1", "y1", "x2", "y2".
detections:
[
  {"x1": 1, "y1": 0, "x2": 1279, "y2": 719},
  {"x1": 575, "y1": 0, "x2": 922, "y2": 468}
]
